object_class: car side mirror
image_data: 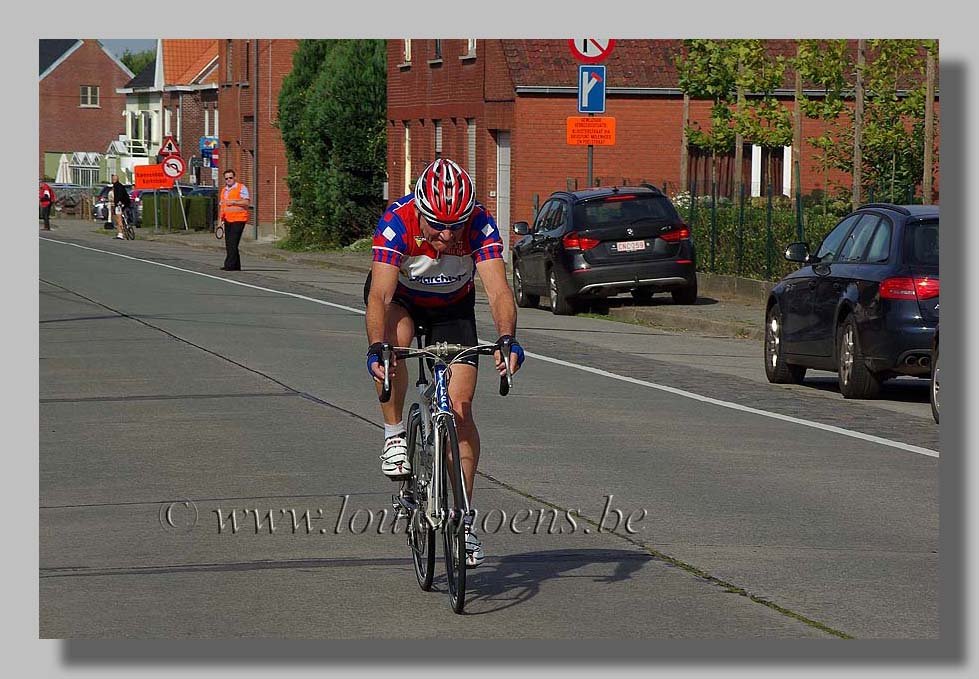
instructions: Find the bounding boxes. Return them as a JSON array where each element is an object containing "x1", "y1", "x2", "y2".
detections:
[
  {"x1": 513, "y1": 221, "x2": 530, "y2": 236},
  {"x1": 784, "y1": 242, "x2": 811, "y2": 263}
]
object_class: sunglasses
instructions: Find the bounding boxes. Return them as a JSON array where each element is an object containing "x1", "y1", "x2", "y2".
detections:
[{"x1": 426, "y1": 218, "x2": 467, "y2": 232}]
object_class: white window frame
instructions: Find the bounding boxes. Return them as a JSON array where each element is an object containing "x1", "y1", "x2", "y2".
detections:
[
  {"x1": 434, "y1": 120, "x2": 442, "y2": 159},
  {"x1": 403, "y1": 124, "x2": 411, "y2": 195},
  {"x1": 403, "y1": 39, "x2": 412, "y2": 64},
  {"x1": 466, "y1": 39, "x2": 477, "y2": 58},
  {"x1": 79, "y1": 85, "x2": 99, "y2": 108}
]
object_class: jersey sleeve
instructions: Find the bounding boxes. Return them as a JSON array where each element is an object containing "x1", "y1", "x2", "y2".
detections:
[
  {"x1": 372, "y1": 208, "x2": 409, "y2": 268},
  {"x1": 468, "y1": 207, "x2": 504, "y2": 264}
]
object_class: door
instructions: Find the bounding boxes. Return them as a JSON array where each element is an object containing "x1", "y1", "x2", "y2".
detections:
[
  {"x1": 495, "y1": 131, "x2": 511, "y2": 264},
  {"x1": 522, "y1": 200, "x2": 556, "y2": 290},
  {"x1": 788, "y1": 214, "x2": 860, "y2": 356},
  {"x1": 811, "y1": 214, "x2": 879, "y2": 357}
]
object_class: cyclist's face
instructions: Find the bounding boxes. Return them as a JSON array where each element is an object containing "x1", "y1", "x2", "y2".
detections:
[{"x1": 419, "y1": 215, "x2": 462, "y2": 249}]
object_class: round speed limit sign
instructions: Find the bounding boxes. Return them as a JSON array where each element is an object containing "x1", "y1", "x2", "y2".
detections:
[{"x1": 162, "y1": 155, "x2": 186, "y2": 179}]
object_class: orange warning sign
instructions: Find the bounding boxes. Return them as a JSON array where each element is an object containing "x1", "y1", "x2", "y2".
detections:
[
  {"x1": 566, "y1": 116, "x2": 616, "y2": 146},
  {"x1": 135, "y1": 164, "x2": 176, "y2": 190}
]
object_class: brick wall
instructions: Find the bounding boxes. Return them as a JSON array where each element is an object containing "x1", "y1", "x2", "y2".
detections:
[
  {"x1": 218, "y1": 39, "x2": 298, "y2": 237},
  {"x1": 39, "y1": 40, "x2": 133, "y2": 177},
  {"x1": 162, "y1": 89, "x2": 218, "y2": 186}
]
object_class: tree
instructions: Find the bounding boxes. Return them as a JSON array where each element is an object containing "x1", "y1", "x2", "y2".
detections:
[
  {"x1": 120, "y1": 49, "x2": 154, "y2": 77},
  {"x1": 676, "y1": 40, "x2": 791, "y2": 198},
  {"x1": 278, "y1": 40, "x2": 387, "y2": 248}
]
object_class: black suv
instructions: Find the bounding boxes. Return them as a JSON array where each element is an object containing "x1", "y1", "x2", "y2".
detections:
[
  {"x1": 510, "y1": 185, "x2": 698, "y2": 315},
  {"x1": 765, "y1": 203, "x2": 939, "y2": 399}
]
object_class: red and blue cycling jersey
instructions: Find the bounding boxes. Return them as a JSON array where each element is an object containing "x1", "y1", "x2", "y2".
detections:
[{"x1": 371, "y1": 194, "x2": 504, "y2": 308}]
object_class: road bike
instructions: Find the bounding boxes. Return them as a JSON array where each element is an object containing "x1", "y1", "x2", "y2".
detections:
[{"x1": 378, "y1": 331, "x2": 514, "y2": 614}]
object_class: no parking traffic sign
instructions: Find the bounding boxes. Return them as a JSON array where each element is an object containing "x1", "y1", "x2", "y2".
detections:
[{"x1": 568, "y1": 39, "x2": 616, "y2": 64}]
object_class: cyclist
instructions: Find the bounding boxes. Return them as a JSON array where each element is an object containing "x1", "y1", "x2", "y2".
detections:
[
  {"x1": 365, "y1": 158, "x2": 525, "y2": 568},
  {"x1": 110, "y1": 174, "x2": 132, "y2": 240}
]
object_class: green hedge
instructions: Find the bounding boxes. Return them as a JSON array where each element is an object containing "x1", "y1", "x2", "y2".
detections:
[
  {"x1": 141, "y1": 195, "x2": 217, "y2": 230},
  {"x1": 681, "y1": 198, "x2": 848, "y2": 281}
]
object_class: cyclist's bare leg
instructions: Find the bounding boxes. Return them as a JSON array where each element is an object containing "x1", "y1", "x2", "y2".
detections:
[
  {"x1": 114, "y1": 209, "x2": 124, "y2": 237},
  {"x1": 447, "y1": 363, "x2": 479, "y2": 500},
  {"x1": 374, "y1": 303, "x2": 415, "y2": 426}
]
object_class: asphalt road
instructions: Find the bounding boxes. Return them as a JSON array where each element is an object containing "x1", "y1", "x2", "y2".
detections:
[{"x1": 39, "y1": 229, "x2": 939, "y2": 640}]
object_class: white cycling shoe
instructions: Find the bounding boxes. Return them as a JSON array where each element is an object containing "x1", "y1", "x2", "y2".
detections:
[
  {"x1": 465, "y1": 529, "x2": 484, "y2": 568},
  {"x1": 379, "y1": 435, "x2": 411, "y2": 479}
]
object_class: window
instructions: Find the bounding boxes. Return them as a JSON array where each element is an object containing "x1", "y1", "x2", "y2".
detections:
[
  {"x1": 465, "y1": 39, "x2": 477, "y2": 58},
  {"x1": 907, "y1": 220, "x2": 939, "y2": 266},
  {"x1": 433, "y1": 40, "x2": 442, "y2": 60},
  {"x1": 466, "y1": 119, "x2": 476, "y2": 174},
  {"x1": 204, "y1": 108, "x2": 210, "y2": 137},
  {"x1": 226, "y1": 40, "x2": 233, "y2": 81},
  {"x1": 403, "y1": 39, "x2": 412, "y2": 64},
  {"x1": 815, "y1": 214, "x2": 860, "y2": 262},
  {"x1": 838, "y1": 215, "x2": 880, "y2": 262},
  {"x1": 79, "y1": 85, "x2": 99, "y2": 107},
  {"x1": 865, "y1": 220, "x2": 893, "y2": 263},
  {"x1": 545, "y1": 203, "x2": 567, "y2": 233},
  {"x1": 434, "y1": 120, "x2": 442, "y2": 160},
  {"x1": 244, "y1": 41, "x2": 250, "y2": 81},
  {"x1": 534, "y1": 201, "x2": 555, "y2": 232}
]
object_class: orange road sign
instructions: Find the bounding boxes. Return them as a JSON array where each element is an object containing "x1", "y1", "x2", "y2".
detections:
[
  {"x1": 135, "y1": 164, "x2": 176, "y2": 190},
  {"x1": 567, "y1": 116, "x2": 616, "y2": 146}
]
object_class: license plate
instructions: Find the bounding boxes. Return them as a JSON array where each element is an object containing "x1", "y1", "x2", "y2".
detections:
[{"x1": 616, "y1": 239, "x2": 646, "y2": 253}]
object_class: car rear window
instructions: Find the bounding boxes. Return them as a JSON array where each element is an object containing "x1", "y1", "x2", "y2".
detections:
[
  {"x1": 573, "y1": 195, "x2": 679, "y2": 229},
  {"x1": 907, "y1": 220, "x2": 939, "y2": 266}
]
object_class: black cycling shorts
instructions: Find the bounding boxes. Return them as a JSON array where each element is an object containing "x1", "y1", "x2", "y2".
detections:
[{"x1": 364, "y1": 273, "x2": 479, "y2": 367}]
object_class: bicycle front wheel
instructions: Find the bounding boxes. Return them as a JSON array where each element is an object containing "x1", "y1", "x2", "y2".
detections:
[
  {"x1": 124, "y1": 224, "x2": 135, "y2": 240},
  {"x1": 406, "y1": 404, "x2": 435, "y2": 591},
  {"x1": 439, "y1": 417, "x2": 467, "y2": 614}
]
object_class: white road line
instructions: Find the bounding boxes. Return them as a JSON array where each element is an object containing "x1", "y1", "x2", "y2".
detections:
[{"x1": 42, "y1": 237, "x2": 940, "y2": 459}]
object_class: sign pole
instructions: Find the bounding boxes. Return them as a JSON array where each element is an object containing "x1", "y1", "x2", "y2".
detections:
[{"x1": 587, "y1": 113, "x2": 594, "y2": 187}]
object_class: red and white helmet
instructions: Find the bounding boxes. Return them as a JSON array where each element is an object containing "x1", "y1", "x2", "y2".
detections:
[{"x1": 414, "y1": 159, "x2": 475, "y2": 229}]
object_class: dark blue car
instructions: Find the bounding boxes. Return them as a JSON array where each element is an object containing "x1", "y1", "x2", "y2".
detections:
[{"x1": 765, "y1": 203, "x2": 939, "y2": 399}]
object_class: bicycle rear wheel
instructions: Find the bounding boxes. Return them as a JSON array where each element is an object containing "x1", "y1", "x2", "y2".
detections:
[
  {"x1": 440, "y1": 417, "x2": 467, "y2": 613},
  {"x1": 406, "y1": 404, "x2": 435, "y2": 591}
]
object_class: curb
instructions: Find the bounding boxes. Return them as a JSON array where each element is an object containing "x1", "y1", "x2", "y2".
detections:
[{"x1": 609, "y1": 305, "x2": 765, "y2": 341}]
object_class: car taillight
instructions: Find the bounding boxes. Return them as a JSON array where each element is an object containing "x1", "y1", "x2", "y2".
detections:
[
  {"x1": 659, "y1": 226, "x2": 691, "y2": 242},
  {"x1": 562, "y1": 232, "x2": 600, "y2": 251},
  {"x1": 880, "y1": 276, "x2": 940, "y2": 300}
]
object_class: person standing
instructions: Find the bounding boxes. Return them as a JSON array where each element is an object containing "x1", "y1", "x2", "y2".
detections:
[
  {"x1": 39, "y1": 180, "x2": 55, "y2": 230},
  {"x1": 219, "y1": 169, "x2": 250, "y2": 271},
  {"x1": 110, "y1": 174, "x2": 132, "y2": 240}
]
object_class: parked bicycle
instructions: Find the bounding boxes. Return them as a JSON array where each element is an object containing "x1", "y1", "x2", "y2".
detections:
[{"x1": 378, "y1": 331, "x2": 514, "y2": 614}]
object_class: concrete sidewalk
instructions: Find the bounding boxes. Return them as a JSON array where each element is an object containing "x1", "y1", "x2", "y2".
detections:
[{"x1": 41, "y1": 218, "x2": 769, "y2": 340}]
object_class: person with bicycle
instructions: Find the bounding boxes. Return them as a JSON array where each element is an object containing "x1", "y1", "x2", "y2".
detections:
[
  {"x1": 110, "y1": 174, "x2": 132, "y2": 240},
  {"x1": 365, "y1": 158, "x2": 525, "y2": 568}
]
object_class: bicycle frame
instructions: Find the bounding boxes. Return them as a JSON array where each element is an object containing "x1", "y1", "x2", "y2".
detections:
[{"x1": 416, "y1": 361, "x2": 459, "y2": 531}]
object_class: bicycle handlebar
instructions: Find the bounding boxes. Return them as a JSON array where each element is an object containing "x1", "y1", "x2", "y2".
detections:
[{"x1": 377, "y1": 341, "x2": 514, "y2": 402}]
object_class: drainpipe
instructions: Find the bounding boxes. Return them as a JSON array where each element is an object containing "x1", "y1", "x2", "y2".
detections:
[{"x1": 253, "y1": 39, "x2": 259, "y2": 241}]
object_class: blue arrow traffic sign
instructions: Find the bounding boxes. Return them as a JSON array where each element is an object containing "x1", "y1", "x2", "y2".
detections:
[{"x1": 578, "y1": 65, "x2": 606, "y2": 114}]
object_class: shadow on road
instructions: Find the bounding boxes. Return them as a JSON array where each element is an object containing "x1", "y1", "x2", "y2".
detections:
[
  {"x1": 443, "y1": 548, "x2": 652, "y2": 615},
  {"x1": 803, "y1": 374, "x2": 931, "y2": 404}
]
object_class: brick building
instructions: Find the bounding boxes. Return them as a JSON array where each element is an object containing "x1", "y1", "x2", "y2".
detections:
[
  {"x1": 217, "y1": 39, "x2": 299, "y2": 239},
  {"x1": 386, "y1": 39, "x2": 940, "y2": 259},
  {"x1": 39, "y1": 40, "x2": 134, "y2": 181},
  {"x1": 116, "y1": 40, "x2": 219, "y2": 185}
]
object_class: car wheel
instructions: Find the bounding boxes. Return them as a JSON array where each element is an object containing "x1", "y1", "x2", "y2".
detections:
[
  {"x1": 631, "y1": 288, "x2": 655, "y2": 305},
  {"x1": 930, "y1": 342, "x2": 940, "y2": 424},
  {"x1": 513, "y1": 262, "x2": 539, "y2": 308},
  {"x1": 837, "y1": 315, "x2": 881, "y2": 399},
  {"x1": 671, "y1": 280, "x2": 698, "y2": 305},
  {"x1": 548, "y1": 269, "x2": 576, "y2": 316},
  {"x1": 764, "y1": 303, "x2": 806, "y2": 384}
]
